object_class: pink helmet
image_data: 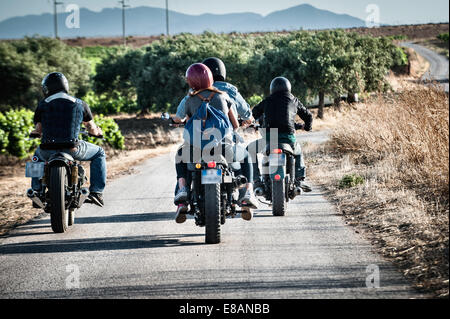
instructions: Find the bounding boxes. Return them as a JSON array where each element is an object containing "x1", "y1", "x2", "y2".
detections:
[{"x1": 186, "y1": 63, "x2": 214, "y2": 91}]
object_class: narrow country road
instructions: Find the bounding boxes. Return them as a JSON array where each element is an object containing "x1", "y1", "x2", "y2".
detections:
[
  {"x1": 402, "y1": 42, "x2": 449, "y2": 92},
  {"x1": 0, "y1": 132, "x2": 424, "y2": 299}
]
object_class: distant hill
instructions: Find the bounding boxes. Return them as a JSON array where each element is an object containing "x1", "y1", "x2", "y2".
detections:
[{"x1": 0, "y1": 4, "x2": 367, "y2": 39}]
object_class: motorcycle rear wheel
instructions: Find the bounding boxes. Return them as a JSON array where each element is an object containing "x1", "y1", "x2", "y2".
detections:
[
  {"x1": 205, "y1": 184, "x2": 221, "y2": 244},
  {"x1": 49, "y1": 166, "x2": 69, "y2": 233},
  {"x1": 272, "y1": 180, "x2": 286, "y2": 217}
]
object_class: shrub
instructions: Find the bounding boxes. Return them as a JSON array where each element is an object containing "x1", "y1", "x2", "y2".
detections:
[
  {"x1": 81, "y1": 115, "x2": 125, "y2": 150},
  {"x1": 0, "y1": 109, "x2": 39, "y2": 158},
  {"x1": 83, "y1": 91, "x2": 139, "y2": 115},
  {"x1": 437, "y1": 33, "x2": 449, "y2": 43},
  {"x1": 0, "y1": 109, "x2": 125, "y2": 159},
  {"x1": 0, "y1": 37, "x2": 91, "y2": 109},
  {"x1": 339, "y1": 174, "x2": 365, "y2": 189}
]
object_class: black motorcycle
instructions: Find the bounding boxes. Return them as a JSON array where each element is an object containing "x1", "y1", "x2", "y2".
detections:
[
  {"x1": 164, "y1": 113, "x2": 251, "y2": 245},
  {"x1": 252, "y1": 123, "x2": 306, "y2": 217},
  {"x1": 25, "y1": 131, "x2": 102, "y2": 233}
]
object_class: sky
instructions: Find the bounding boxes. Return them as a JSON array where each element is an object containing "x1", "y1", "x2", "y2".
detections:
[{"x1": 0, "y1": 0, "x2": 448, "y2": 25}]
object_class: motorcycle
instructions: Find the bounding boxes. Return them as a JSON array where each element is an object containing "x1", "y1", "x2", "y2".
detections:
[
  {"x1": 163, "y1": 113, "x2": 251, "y2": 245},
  {"x1": 252, "y1": 123, "x2": 306, "y2": 217},
  {"x1": 25, "y1": 131, "x2": 102, "y2": 233}
]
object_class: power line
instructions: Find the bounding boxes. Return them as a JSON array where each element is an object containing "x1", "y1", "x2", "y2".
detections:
[
  {"x1": 119, "y1": 0, "x2": 130, "y2": 46},
  {"x1": 53, "y1": 0, "x2": 63, "y2": 39},
  {"x1": 166, "y1": 0, "x2": 170, "y2": 36}
]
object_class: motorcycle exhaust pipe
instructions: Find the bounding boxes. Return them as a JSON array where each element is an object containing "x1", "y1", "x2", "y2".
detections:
[
  {"x1": 26, "y1": 188, "x2": 45, "y2": 209},
  {"x1": 234, "y1": 175, "x2": 248, "y2": 189},
  {"x1": 78, "y1": 188, "x2": 90, "y2": 208},
  {"x1": 255, "y1": 187, "x2": 265, "y2": 197},
  {"x1": 294, "y1": 187, "x2": 302, "y2": 196}
]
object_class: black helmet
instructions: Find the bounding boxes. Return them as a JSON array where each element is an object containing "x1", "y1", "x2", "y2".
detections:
[
  {"x1": 202, "y1": 57, "x2": 226, "y2": 82},
  {"x1": 270, "y1": 77, "x2": 291, "y2": 95},
  {"x1": 41, "y1": 72, "x2": 69, "y2": 97}
]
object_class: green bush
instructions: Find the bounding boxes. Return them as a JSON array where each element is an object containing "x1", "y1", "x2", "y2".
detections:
[
  {"x1": 339, "y1": 174, "x2": 365, "y2": 189},
  {"x1": 0, "y1": 109, "x2": 40, "y2": 158},
  {"x1": 247, "y1": 94, "x2": 264, "y2": 107},
  {"x1": 437, "y1": 33, "x2": 449, "y2": 43},
  {"x1": 83, "y1": 91, "x2": 139, "y2": 115},
  {"x1": 0, "y1": 37, "x2": 91, "y2": 110},
  {"x1": 81, "y1": 115, "x2": 124, "y2": 150},
  {"x1": 0, "y1": 109, "x2": 125, "y2": 159},
  {"x1": 92, "y1": 31, "x2": 408, "y2": 114}
]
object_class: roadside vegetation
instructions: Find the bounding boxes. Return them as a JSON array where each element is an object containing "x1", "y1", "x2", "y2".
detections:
[{"x1": 305, "y1": 86, "x2": 449, "y2": 298}]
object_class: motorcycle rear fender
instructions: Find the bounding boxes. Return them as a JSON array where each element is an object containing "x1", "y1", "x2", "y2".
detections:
[{"x1": 269, "y1": 165, "x2": 286, "y2": 181}]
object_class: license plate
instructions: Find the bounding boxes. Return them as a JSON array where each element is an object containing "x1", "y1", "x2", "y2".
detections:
[
  {"x1": 201, "y1": 169, "x2": 222, "y2": 184},
  {"x1": 25, "y1": 162, "x2": 45, "y2": 178},
  {"x1": 269, "y1": 154, "x2": 286, "y2": 166}
]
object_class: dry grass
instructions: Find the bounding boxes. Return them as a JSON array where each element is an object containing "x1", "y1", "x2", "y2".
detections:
[{"x1": 305, "y1": 86, "x2": 449, "y2": 298}]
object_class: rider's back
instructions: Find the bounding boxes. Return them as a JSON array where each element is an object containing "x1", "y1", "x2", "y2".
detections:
[
  {"x1": 35, "y1": 92, "x2": 92, "y2": 150},
  {"x1": 184, "y1": 89, "x2": 232, "y2": 119}
]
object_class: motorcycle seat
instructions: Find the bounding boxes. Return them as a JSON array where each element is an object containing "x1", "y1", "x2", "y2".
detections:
[{"x1": 48, "y1": 152, "x2": 75, "y2": 162}]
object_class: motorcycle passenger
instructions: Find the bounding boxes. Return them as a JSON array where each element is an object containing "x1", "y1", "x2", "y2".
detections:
[
  {"x1": 30, "y1": 72, "x2": 106, "y2": 207},
  {"x1": 174, "y1": 63, "x2": 257, "y2": 224},
  {"x1": 251, "y1": 77, "x2": 313, "y2": 193},
  {"x1": 173, "y1": 57, "x2": 256, "y2": 208}
]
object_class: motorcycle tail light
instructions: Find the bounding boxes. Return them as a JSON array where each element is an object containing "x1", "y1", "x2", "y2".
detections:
[
  {"x1": 207, "y1": 161, "x2": 217, "y2": 168},
  {"x1": 273, "y1": 149, "x2": 283, "y2": 154},
  {"x1": 274, "y1": 174, "x2": 282, "y2": 181}
]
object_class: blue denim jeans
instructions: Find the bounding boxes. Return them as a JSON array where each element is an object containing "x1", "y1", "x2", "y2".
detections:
[{"x1": 32, "y1": 140, "x2": 107, "y2": 194}]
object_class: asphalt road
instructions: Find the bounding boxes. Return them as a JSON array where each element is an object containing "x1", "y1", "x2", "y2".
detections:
[
  {"x1": 402, "y1": 42, "x2": 449, "y2": 92},
  {"x1": 0, "y1": 131, "x2": 425, "y2": 299}
]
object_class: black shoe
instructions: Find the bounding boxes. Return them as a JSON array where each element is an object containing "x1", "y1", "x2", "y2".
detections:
[
  {"x1": 295, "y1": 178, "x2": 312, "y2": 193},
  {"x1": 88, "y1": 192, "x2": 104, "y2": 207}
]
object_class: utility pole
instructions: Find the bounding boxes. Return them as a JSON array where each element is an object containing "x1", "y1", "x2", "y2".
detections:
[
  {"x1": 119, "y1": 0, "x2": 130, "y2": 46},
  {"x1": 53, "y1": 0, "x2": 63, "y2": 39},
  {"x1": 165, "y1": 0, "x2": 169, "y2": 36}
]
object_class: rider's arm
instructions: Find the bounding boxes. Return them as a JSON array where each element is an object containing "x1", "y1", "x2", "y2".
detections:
[
  {"x1": 31, "y1": 122, "x2": 42, "y2": 137},
  {"x1": 296, "y1": 98, "x2": 313, "y2": 131},
  {"x1": 234, "y1": 90, "x2": 253, "y2": 123},
  {"x1": 251, "y1": 99, "x2": 265, "y2": 122},
  {"x1": 31, "y1": 103, "x2": 43, "y2": 136},
  {"x1": 82, "y1": 101, "x2": 103, "y2": 136},
  {"x1": 173, "y1": 96, "x2": 189, "y2": 123},
  {"x1": 84, "y1": 120, "x2": 103, "y2": 137},
  {"x1": 228, "y1": 109, "x2": 239, "y2": 131}
]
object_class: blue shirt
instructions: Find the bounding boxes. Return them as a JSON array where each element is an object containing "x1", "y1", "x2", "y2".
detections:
[{"x1": 175, "y1": 82, "x2": 252, "y2": 121}]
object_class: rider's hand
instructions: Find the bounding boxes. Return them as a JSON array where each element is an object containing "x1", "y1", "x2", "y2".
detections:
[
  {"x1": 241, "y1": 118, "x2": 254, "y2": 128},
  {"x1": 30, "y1": 130, "x2": 41, "y2": 137}
]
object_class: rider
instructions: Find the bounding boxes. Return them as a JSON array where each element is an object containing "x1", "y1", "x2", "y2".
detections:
[
  {"x1": 174, "y1": 63, "x2": 257, "y2": 223},
  {"x1": 30, "y1": 72, "x2": 106, "y2": 207},
  {"x1": 251, "y1": 77, "x2": 313, "y2": 193}
]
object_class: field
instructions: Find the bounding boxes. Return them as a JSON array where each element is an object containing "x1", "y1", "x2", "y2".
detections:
[{"x1": 61, "y1": 23, "x2": 449, "y2": 48}]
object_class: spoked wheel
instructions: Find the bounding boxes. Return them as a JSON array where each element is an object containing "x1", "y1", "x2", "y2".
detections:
[
  {"x1": 272, "y1": 180, "x2": 286, "y2": 217},
  {"x1": 49, "y1": 166, "x2": 69, "y2": 233},
  {"x1": 204, "y1": 184, "x2": 221, "y2": 244}
]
